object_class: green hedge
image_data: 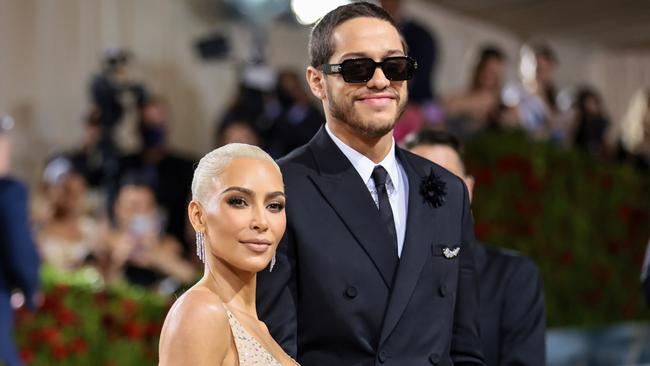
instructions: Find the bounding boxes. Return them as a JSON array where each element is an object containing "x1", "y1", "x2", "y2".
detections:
[
  {"x1": 465, "y1": 131, "x2": 650, "y2": 327},
  {"x1": 15, "y1": 266, "x2": 171, "y2": 365}
]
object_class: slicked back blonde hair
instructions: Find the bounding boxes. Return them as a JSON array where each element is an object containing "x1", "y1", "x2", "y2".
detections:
[{"x1": 191, "y1": 143, "x2": 279, "y2": 205}]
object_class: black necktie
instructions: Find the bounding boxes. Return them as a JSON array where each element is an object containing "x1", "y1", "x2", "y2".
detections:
[{"x1": 371, "y1": 165, "x2": 398, "y2": 255}]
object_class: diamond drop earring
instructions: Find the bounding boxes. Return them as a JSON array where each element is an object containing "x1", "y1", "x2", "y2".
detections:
[
  {"x1": 269, "y1": 254, "x2": 276, "y2": 272},
  {"x1": 196, "y1": 231, "x2": 205, "y2": 262}
]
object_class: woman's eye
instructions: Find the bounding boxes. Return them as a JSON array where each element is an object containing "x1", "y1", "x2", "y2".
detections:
[
  {"x1": 227, "y1": 197, "x2": 248, "y2": 208},
  {"x1": 267, "y1": 202, "x2": 285, "y2": 212}
]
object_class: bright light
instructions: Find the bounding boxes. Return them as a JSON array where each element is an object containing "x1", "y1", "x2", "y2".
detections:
[{"x1": 291, "y1": 0, "x2": 351, "y2": 25}]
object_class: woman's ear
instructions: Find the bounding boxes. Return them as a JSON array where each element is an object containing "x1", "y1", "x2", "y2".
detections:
[
  {"x1": 306, "y1": 66, "x2": 326, "y2": 100},
  {"x1": 188, "y1": 200, "x2": 205, "y2": 233}
]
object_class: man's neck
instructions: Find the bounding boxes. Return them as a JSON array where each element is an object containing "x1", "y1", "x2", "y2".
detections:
[{"x1": 327, "y1": 120, "x2": 394, "y2": 164}]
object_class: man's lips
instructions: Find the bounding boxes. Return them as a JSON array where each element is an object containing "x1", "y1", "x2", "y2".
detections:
[{"x1": 356, "y1": 93, "x2": 397, "y2": 107}]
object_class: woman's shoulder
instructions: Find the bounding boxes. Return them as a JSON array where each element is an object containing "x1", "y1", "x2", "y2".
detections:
[
  {"x1": 166, "y1": 287, "x2": 230, "y2": 330},
  {"x1": 159, "y1": 287, "x2": 233, "y2": 364}
]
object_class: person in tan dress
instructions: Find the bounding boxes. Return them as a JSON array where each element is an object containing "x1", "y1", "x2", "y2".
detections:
[{"x1": 159, "y1": 143, "x2": 298, "y2": 366}]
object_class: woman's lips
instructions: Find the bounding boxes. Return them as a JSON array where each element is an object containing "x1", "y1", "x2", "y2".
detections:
[{"x1": 240, "y1": 239, "x2": 271, "y2": 253}]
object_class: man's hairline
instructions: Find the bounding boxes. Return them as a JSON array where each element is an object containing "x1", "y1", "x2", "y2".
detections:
[{"x1": 313, "y1": 16, "x2": 407, "y2": 68}]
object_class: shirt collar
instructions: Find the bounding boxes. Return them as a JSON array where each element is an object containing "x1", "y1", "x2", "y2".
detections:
[{"x1": 325, "y1": 123, "x2": 400, "y2": 191}]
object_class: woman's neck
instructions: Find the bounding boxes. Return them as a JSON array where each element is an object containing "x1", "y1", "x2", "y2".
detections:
[{"x1": 202, "y1": 259, "x2": 257, "y2": 315}]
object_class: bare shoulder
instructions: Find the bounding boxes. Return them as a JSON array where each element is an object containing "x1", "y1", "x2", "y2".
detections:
[{"x1": 159, "y1": 287, "x2": 233, "y2": 365}]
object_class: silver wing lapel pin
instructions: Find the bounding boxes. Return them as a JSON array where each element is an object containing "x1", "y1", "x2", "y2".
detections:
[{"x1": 442, "y1": 246, "x2": 460, "y2": 259}]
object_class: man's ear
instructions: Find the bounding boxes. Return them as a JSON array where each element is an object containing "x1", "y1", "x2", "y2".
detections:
[
  {"x1": 306, "y1": 66, "x2": 326, "y2": 101},
  {"x1": 188, "y1": 200, "x2": 206, "y2": 233}
]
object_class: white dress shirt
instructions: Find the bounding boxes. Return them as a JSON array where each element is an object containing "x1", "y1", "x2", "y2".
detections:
[{"x1": 325, "y1": 123, "x2": 409, "y2": 257}]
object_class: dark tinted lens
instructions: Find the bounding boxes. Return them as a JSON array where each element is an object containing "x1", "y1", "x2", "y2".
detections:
[
  {"x1": 340, "y1": 58, "x2": 375, "y2": 83},
  {"x1": 382, "y1": 57, "x2": 413, "y2": 81}
]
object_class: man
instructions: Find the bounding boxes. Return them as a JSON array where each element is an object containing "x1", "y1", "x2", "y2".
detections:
[
  {"x1": 0, "y1": 116, "x2": 40, "y2": 366},
  {"x1": 406, "y1": 129, "x2": 546, "y2": 365},
  {"x1": 257, "y1": 3, "x2": 484, "y2": 365}
]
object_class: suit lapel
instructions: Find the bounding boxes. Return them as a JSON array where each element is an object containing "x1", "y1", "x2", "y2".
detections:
[
  {"x1": 379, "y1": 148, "x2": 442, "y2": 345},
  {"x1": 307, "y1": 127, "x2": 398, "y2": 288}
]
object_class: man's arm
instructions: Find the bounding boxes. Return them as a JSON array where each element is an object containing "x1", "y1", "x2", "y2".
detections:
[
  {"x1": 256, "y1": 223, "x2": 298, "y2": 357},
  {"x1": 0, "y1": 180, "x2": 40, "y2": 309},
  {"x1": 451, "y1": 181, "x2": 486, "y2": 365},
  {"x1": 500, "y1": 257, "x2": 546, "y2": 365}
]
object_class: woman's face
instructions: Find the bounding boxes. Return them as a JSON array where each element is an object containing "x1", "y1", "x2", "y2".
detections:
[
  {"x1": 47, "y1": 173, "x2": 87, "y2": 216},
  {"x1": 200, "y1": 158, "x2": 286, "y2": 273}
]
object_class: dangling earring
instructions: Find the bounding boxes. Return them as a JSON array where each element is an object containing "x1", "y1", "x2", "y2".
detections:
[
  {"x1": 269, "y1": 254, "x2": 276, "y2": 272},
  {"x1": 196, "y1": 231, "x2": 205, "y2": 262}
]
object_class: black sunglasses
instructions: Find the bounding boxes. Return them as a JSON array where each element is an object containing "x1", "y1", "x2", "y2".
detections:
[{"x1": 321, "y1": 56, "x2": 418, "y2": 83}]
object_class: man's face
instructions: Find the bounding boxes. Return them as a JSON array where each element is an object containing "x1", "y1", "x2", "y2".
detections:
[{"x1": 313, "y1": 17, "x2": 408, "y2": 138}]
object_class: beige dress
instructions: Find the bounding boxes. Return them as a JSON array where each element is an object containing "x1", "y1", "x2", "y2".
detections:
[{"x1": 225, "y1": 308, "x2": 299, "y2": 366}]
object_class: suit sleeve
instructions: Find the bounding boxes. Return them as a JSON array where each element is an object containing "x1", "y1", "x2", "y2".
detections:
[
  {"x1": 451, "y1": 180, "x2": 486, "y2": 365},
  {"x1": 256, "y1": 220, "x2": 298, "y2": 357},
  {"x1": 0, "y1": 181, "x2": 40, "y2": 309},
  {"x1": 499, "y1": 258, "x2": 546, "y2": 365}
]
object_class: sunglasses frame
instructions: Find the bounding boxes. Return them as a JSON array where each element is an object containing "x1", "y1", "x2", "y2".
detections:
[{"x1": 321, "y1": 56, "x2": 418, "y2": 83}]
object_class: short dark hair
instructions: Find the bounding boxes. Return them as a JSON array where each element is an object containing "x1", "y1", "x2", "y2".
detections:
[
  {"x1": 309, "y1": 2, "x2": 403, "y2": 68},
  {"x1": 403, "y1": 129, "x2": 463, "y2": 157}
]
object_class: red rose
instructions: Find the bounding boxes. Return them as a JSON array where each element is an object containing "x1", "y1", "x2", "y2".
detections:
[
  {"x1": 52, "y1": 343, "x2": 68, "y2": 361},
  {"x1": 19, "y1": 348, "x2": 35, "y2": 363},
  {"x1": 124, "y1": 321, "x2": 144, "y2": 339},
  {"x1": 41, "y1": 327, "x2": 62, "y2": 346},
  {"x1": 70, "y1": 337, "x2": 89, "y2": 354},
  {"x1": 56, "y1": 306, "x2": 77, "y2": 326},
  {"x1": 121, "y1": 299, "x2": 139, "y2": 317}
]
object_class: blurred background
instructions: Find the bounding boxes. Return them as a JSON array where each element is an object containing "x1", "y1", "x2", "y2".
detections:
[{"x1": 0, "y1": 0, "x2": 649, "y2": 365}]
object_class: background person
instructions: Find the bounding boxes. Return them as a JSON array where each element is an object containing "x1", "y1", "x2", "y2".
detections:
[
  {"x1": 405, "y1": 129, "x2": 546, "y2": 366},
  {"x1": 0, "y1": 116, "x2": 41, "y2": 366}
]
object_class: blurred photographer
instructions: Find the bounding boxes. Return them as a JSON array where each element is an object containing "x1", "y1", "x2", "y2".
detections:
[
  {"x1": 89, "y1": 49, "x2": 149, "y2": 167},
  {"x1": 0, "y1": 116, "x2": 40, "y2": 366}
]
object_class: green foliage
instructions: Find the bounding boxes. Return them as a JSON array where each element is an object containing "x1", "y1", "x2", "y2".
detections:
[
  {"x1": 465, "y1": 131, "x2": 650, "y2": 327},
  {"x1": 15, "y1": 266, "x2": 172, "y2": 365}
]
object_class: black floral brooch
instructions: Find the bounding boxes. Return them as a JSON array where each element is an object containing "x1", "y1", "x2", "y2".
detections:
[{"x1": 420, "y1": 168, "x2": 446, "y2": 208}]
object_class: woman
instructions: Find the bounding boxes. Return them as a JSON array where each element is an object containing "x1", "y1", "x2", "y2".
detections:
[
  {"x1": 443, "y1": 45, "x2": 506, "y2": 139},
  {"x1": 159, "y1": 144, "x2": 297, "y2": 366},
  {"x1": 36, "y1": 155, "x2": 101, "y2": 272},
  {"x1": 103, "y1": 176, "x2": 196, "y2": 289}
]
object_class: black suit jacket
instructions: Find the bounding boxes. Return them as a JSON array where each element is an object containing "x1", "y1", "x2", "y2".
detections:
[
  {"x1": 475, "y1": 244, "x2": 545, "y2": 366},
  {"x1": 257, "y1": 127, "x2": 484, "y2": 365},
  {"x1": 0, "y1": 178, "x2": 40, "y2": 365}
]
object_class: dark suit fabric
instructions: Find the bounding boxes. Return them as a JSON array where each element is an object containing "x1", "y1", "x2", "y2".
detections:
[
  {"x1": 257, "y1": 127, "x2": 484, "y2": 365},
  {"x1": 474, "y1": 244, "x2": 545, "y2": 366},
  {"x1": 0, "y1": 179, "x2": 40, "y2": 366}
]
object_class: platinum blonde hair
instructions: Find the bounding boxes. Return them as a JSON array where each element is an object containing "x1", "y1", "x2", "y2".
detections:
[{"x1": 191, "y1": 143, "x2": 279, "y2": 205}]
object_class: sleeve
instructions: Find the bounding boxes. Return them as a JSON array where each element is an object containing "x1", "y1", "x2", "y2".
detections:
[
  {"x1": 499, "y1": 258, "x2": 546, "y2": 365},
  {"x1": 0, "y1": 180, "x2": 41, "y2": 309},
  {"x1": 450, "y1": 180, "x2": 486, "y2": 365},
  {"x1": 256, "y1": 220, "x2": 298, "y2": 357}
]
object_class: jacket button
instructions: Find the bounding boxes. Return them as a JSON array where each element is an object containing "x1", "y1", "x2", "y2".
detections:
[
  {"x1": 429, "y1": 353, "x2": 440, "y2": 364},
  {"x1": 378, "y1": 350, "x2": 388, "y2": 363},
  {"x1": 344, "y1": 286, "x2": 358, "y2": 299},
  {"x1": 439, "y1": 283, "x2": 447, "y2": 297}
]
